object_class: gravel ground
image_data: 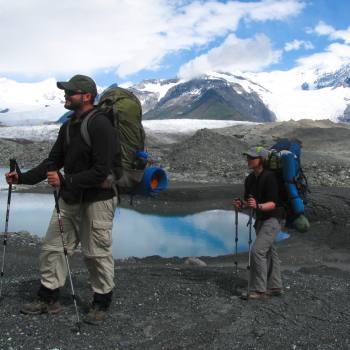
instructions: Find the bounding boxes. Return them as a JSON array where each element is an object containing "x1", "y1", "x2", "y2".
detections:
[
  {"x1": 0, "y1": 184, "x2": 350, "y2": 350},
  {"x1": 1, "y1": 120, "x2": 350, "y2": 349}
]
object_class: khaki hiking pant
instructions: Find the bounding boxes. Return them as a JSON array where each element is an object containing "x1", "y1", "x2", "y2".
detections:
[
  {"x1": 250, "y1": 217, "x2": 282, "y2": 293},
  {"x1": 40, "y1": 197, "x2": 118, "y2": 295}
]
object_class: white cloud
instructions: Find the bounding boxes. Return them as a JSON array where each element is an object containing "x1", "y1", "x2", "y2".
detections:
[
  {"x1": 314, "y1": 21, "x2": 335, "y2": 36},
  {"x1": 314, "y1": 21, "x2": 350, "y2": 44},
  {"x1": 296, "y1": 42, "x2": 350, "y2": 71},
  {"x1": 244, "y1": 0, "x2": 305, "y2": 21},
  {"x1": 178, "y1": 33, "x2": 281, "y2": 79},
  {"x1": 284, "y1": 39, "x2": 314, "y2": 52},
  {"x1": 292, "y1": 22, "x2": 350, "y2": 72},
  {"x1": 0, "y1": 0, "x2": 304, "y2": 79}
]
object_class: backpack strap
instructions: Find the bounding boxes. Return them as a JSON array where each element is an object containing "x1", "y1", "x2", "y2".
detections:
[
  {"x1": 65, "y1": 109, "x2": 98, "y2": 147},
  {"x1": 81, "y1": 110, "x2": 121, "y2": 200},
  {"x1": 80, "y1": 109, "x2": 100, "y2": 147},
  {"x1": 65, "y1": 119, "x2": 72, "y2": 146}
]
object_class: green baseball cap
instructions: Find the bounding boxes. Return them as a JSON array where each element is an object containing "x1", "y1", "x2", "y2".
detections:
[
  {"x1": 243, "y1": 146, "x2": 269, "y2": 158},
  {"x1": 57, "y1": 74, "x2": 97, "y2": 95}
]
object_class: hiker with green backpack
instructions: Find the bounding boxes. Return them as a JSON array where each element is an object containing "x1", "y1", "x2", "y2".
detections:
[
  {"x1": 233, "y1": 146, "x2": 285, "y2": 300},
  {"x1": 5, "y1": 75, "x2": 120, "y2": 325}
]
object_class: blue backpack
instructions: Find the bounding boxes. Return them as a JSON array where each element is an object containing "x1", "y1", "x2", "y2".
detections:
[{"x1": 265, "y1": 139, "x2": 310, "y2": 232}]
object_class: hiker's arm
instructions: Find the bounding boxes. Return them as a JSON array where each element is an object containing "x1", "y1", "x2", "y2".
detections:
[
  {"x1": 254, "y1": 173, "x2": 279, "y2": 211},
  {"x1": 18, "y1": 126, "x2": 65, "y2": 185},
  {"x1": 64, "y1": 115, "x2": 116, "y2": 188},
  {"x1": 257, "y1": 201, "x2": 276, "y2": 211},
  {"x1": 246, "y1": 196, "x2": 276, "y2": 210}
]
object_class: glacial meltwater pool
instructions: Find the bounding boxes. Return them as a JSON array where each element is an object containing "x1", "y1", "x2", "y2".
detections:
[
  {"x1": 0, "y1": 190, "x2": 288, "y2": 259},
  {"x1": 0, "y1": 167, "x2": 288, "y2": 258}
]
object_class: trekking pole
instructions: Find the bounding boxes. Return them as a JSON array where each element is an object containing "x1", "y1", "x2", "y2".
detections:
[
  {"x1": 246, "y1": 195, "x2": 254, "y2": 300},
  {"x1": 48, "y1": 164, "x2": 81, "y2": 331},
  {"x1": 0, "y1": 158, "x2": 17, "y2": 300},
  {"x1": 233, "y1": 199, "x2": 239, "y2": 276}
]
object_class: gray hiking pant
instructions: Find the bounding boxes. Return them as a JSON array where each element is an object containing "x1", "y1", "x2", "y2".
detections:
[
  {"x1": 40, "y1": 197, "x2": 118, "y2": 295},
  {"x1": 250, "y1": 217, "x2": 282, "y2": 293}
]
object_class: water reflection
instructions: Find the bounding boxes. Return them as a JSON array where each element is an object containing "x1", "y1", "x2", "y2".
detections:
[
  {"x1": 0, "y1": 191, "x2": 288, "y2": 258},
  {"x1": 114, "y1": 208, "x2": 254, "y2": 258}
]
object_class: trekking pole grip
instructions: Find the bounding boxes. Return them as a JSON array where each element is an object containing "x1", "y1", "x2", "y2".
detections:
[{"x1": 9, "y1": 159, "x2": 16, "y2": 173}]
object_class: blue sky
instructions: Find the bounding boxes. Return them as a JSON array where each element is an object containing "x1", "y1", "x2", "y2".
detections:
[{"x1": 1, "y1": 0, "x2": 350, "y2": 87}]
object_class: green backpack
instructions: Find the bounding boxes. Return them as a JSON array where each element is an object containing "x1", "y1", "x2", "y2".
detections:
[{"x1": 67, "y1": 86, "x2": 147, "y2": 192}]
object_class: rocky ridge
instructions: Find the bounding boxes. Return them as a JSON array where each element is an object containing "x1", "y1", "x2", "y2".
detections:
[
  {"x1": 1, "y1": 120, "x2": 350, "y2": 188},
  {"x1": 158, "y1": 119, "x2": 350, "y2": 187}
]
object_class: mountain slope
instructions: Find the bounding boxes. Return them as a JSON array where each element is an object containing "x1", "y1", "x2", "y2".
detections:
[{"x1": 141, "y1": 77, "x2": 276, "y2": 122}]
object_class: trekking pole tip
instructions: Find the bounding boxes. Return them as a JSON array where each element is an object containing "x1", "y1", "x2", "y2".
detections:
[{"x1": 72, "y1": 322, "x2": 82, "y2": 334}]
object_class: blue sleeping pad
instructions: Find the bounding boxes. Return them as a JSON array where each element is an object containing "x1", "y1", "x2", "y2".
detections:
[{"x1": 136, "y1": 167, "x2": 168, "y2": 195}]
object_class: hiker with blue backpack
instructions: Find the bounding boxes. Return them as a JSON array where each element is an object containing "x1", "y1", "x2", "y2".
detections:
[
  {"x1": 233, "y1": 146, "x2": 285, "y2": 300},
  {"x1": 5, "y1": 75, "x2": 119, "y2": 325}
]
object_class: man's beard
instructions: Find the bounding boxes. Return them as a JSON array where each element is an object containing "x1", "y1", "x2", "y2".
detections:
[{"x1": 64, "y1": 97, "x2": 83, "y2": 111}]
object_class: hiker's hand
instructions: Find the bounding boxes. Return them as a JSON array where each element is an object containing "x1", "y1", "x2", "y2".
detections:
[
  {"x1": 100, "y1": 178, "x2": 112, "y2": 189},
  {"x1": 233, "y1": 198, "x2": 243, "y2": 209},
  {"x1": 247, "y1": 197, "x2": 257, "y2": 209},
  {"x1": 5, "y1": 171, "x2": 18, "y2": 185},
  {"x1": 47, "y1": 171, "x2": 60, "y2": 187}
]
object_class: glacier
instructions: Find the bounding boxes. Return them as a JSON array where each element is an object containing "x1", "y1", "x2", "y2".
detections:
[{"x1": 0, "y1": 120, "x2": 256, "y2": 141}]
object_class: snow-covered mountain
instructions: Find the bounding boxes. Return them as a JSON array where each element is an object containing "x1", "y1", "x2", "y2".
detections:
[
  {"x1": 0, "y1": 77, "x2": 66, "y2": 126},
  {"x1": 302, "y1": 64, "x2": 350, "y2": 90},
  {"x1": 246, "y1": 65, "x2": 350, "y2": 122},
  {"x1": 1, "y1": 63, "x2": 350, "y2": 126},
  {"x1": 137, "y1": 76, "x2": 276, "y2": 122},
  {"x1": 128, "y1": 66, "x2": 350, "y2": 122}
]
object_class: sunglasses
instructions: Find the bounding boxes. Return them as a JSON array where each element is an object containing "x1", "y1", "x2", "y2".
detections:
[
  {"x1": 246, "y1": 155, "x2": 259, "y2": 160},
  {"x1": 64, "y1": 90, "x2": 85, "y2": 96}
]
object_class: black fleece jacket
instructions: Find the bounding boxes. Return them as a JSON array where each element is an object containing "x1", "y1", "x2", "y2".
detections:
[
  {"x1": 19, "y1": 109, "x2": 120, "y2": 204},
  {"x1": 244, "y1": 169, "x2": 285, "y2": 220}
]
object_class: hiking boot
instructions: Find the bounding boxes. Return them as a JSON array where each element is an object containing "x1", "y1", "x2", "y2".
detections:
[
  {"x1": 83, "y1": 304, "x2": 108, "y2": 325},
  {"x1": 266, "y1": 288, "x2": 283, "y2": 297},
  {"x1": 20, "y1": 299, "x2": 62, "y2": 315},
  {"x1": 240, "y1": 291, "x2": 266, "y2": 300},
  {"x1": 83, "y1": 291, "x2": 112, "y2": 325}
]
